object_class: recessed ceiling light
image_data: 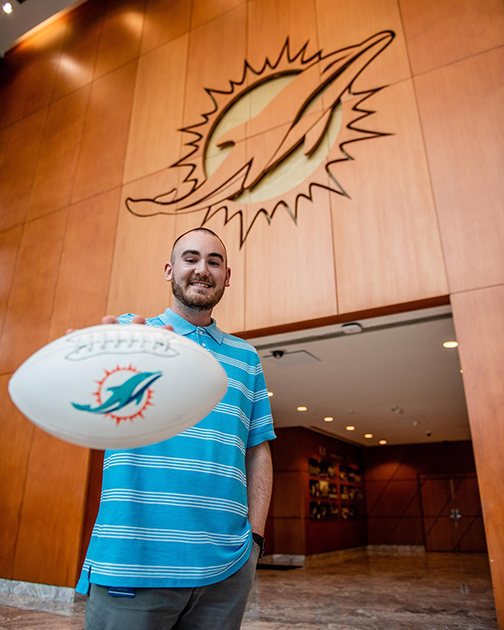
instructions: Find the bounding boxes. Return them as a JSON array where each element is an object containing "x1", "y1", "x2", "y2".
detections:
[
  {"x1": 267, "y1": 391, "x2": 273, "y2": 397},
  {"x1": 2, "y1": 2, "x2": 13, "y2": 14},
  {"x1": 323, "y1": 416, "x2": 334, "y2": 422},
  {"x1": 379, "y1": 440, "x2": 387, "y2": 445},
  {"x1": 364, "y1": 433, "x2": 373, "y2": 439},
  {"x1": 297, "y1": 406, "x2": 307, "y2": 412},
  {"x1": 345, "y1": 425, "x2": 355, "y2": 431},
  {"x1": 443, "y1": 340, "x2": 458, "y2": 349}
]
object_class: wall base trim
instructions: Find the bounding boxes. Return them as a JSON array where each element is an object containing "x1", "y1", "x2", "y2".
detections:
[
  {"x1": 367, "y1": 545, "x2": 426, "y2": 556},
  {"x1": 261, "y1": 545, "x2": 426, "y2": 568},
  {"x1": 0, "y1": 578, "x2": 83, "y2": 616},
  {"x1": 0, "y1": 578, "x2": 75, "y2": 602}
]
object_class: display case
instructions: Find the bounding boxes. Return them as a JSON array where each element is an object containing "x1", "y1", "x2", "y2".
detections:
[
  {"x1": 267, "y1": 427, "x2": 367, "y2": 556},
  {"x1": 308, "y1": 457, "x2": 364, "y2": 521}
]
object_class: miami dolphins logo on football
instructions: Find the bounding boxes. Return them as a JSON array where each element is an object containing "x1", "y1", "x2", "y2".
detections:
[{"x1": 72, "y1": 366, "x2": 162, "y2": 424}]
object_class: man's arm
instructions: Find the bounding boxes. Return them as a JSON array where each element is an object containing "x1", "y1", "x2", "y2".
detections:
[{"x1": 245, "y1": 441, "x2": 273, "y2": 536}]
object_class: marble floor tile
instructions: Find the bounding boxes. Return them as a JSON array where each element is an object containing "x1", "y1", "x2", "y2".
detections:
[{"x1": 0, "y1": 553, "x2": 498, "y2": 629}]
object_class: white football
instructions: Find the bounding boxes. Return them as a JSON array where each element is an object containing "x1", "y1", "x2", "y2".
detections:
[{"x1": 8, "y1": 324, "x2": 228, "y2": 450}]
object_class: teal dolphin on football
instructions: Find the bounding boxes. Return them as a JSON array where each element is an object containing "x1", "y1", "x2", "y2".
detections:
[{"x1": 72, "y1": 371, "x2": 162, "y2": 415}]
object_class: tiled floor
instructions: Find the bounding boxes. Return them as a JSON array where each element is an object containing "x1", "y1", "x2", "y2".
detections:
[{"x1": 0, "y1": 553, "x2": 497, "y2": 629}]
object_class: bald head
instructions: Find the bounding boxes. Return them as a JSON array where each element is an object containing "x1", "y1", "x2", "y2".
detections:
[{"x1": 170, "y1": 228, "x2": 228, "y2": 265}]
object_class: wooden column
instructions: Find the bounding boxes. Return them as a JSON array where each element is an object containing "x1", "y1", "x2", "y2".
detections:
[{"x1": 451, "y1": 286, "x2": 504, "y2": 628}]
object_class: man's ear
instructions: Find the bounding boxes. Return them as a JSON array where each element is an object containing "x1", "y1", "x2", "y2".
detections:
[
  {"x1": 164, "y1": 261, "x2": 173, "y2": 283},
  {"x1": 225, "y1": 267, "x2": 231, "y2": 288}
]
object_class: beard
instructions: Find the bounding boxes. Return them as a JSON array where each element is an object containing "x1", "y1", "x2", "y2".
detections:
[{"x1": 171, "y1": 275, "x2": 226, "y2": 311}]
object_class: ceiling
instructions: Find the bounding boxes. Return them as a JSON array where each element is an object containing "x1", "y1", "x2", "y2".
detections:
[
  {"x1": 248, "y1": 305, "x2": 471, "y2": 447},
  {"x1": 0, "y1": 0, "x2": 79, "y2": 56}
]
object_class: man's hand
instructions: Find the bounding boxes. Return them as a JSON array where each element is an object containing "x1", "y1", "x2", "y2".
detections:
[{"x1": 66, "y1": 315, "x2": 173, "y2": 335}]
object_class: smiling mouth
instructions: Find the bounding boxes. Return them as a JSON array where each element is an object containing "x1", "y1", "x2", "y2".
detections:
[{"x1": 189, "y1": 281, "x2": 214, "y2": 289}]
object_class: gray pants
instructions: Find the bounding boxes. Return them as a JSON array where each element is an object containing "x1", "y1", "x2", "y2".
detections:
[{"x1": 85, "y1": 546, "x2": 258, "y2": 630}]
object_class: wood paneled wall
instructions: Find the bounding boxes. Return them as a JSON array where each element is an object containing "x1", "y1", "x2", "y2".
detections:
[
  {"x1": 451, "y1": 287, "x2": 504, "y2": 622},
  {"x1": 0, "y1": 0, "x2": 503, "y2": 620},
  {"x1": 362, "y1": 441, "x2": 478, "y2": 547}
]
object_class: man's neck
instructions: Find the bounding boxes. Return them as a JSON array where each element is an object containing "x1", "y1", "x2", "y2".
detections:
[{"x1": 171, "y1": 299, "x2": 213, "y2": 327}]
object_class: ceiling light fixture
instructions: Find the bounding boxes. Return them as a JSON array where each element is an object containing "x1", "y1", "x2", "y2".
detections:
[
  {"x1": 443, "y1": 340, "x2": 458, "y2": 349},
  {"x1": 2, "y1": 2, "x2": 13, "y2": 14},
  {"x1": 297, "y1": 406, "x2": 307, "y2": 412},
  {"x1": 379, "y1": 440, "x2": 387, "y2": 445},
  {"x1": 324, "y1": 416, "x2": 334, "y2": 422},
  {"x1": 364, "y1": 433, "x2": 373, "y2": 439},
  {"x1": 345, "y1": 425, "x2": 355, "y2": 431}
]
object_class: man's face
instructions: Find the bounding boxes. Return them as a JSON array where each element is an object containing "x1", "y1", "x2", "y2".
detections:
[{"x1": 165, "y1": 231, "x2": 231, "y2": 312}]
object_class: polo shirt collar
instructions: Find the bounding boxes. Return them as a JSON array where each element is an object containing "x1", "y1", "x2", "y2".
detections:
[{"x1": 158, "y1": 308, "x2": 224, "y2": 345}]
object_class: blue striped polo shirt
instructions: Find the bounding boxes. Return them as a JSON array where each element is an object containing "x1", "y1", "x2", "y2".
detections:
[{"x1": 76, "y1": 309, "x2": 275, "y2": 593}]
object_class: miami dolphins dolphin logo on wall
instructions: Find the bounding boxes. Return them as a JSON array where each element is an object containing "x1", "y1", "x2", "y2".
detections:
[
  {"x1": 72, "y1": 367, "x2": 162, "y2": 424},
  {"x1": 126, "y1": 31, "x2": 395, "y2": 247}
]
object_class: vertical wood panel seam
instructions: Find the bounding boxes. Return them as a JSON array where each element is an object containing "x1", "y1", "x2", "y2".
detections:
[
  {"x1": 15, "y1": 108, "x2": 50, "y2": 229},
  {"x1": 71, "y1": 51, "x2": 140, "y2": 208},
  {"x1": 191, "y1": 1, "x2": 247, "y2": 35},
  {"x1": 54, "y1": 82, "x2": 91, "y2": 215},
  {"x1": 396, "y1": 0, "x2": 452, "y2": 296},
  {"x1": 0, "y1": 122, "x2": 17, "y2": 343},
  {"x1": 74, "y1": 448, "x2": 93, "y2": 585},
  {"x1": 47, "y1": 2, "x2": 104, "y2": 109},
  {"x1": 137, "y1": 0, "x2": 148, "y2": 55},
  {"x1": 313, "y1": 0, "x2": 339, "y2": 318},
  {"x1": 47, "y1": 21, "x2": 69, "y2": 105},
  {"x1": 242, "y1": 0, "x2": 249, "y2": 333},
  {"x1": 138, "y1": 9, "x2": 191, "y2": 60},
  {"x1": 118, "y1": 56, "x2": 143, "y2": 198},
  {"x1": 44, "y1": 209, "x2": 71, "y2": 348},
  {"x1": 21, "y1": 203, "x2": 74, "y2": 582},
  {"x1": 0, "y1": 225, "x2": 23, "y2": 356},
  {"x1": 89, "y1": 0, "x2": 108, "y2": 82},
  {"x1": 171, "y1": 0, "x2": 195, "y2": 252},
  {"x1": 27, "y1": 86, "x2": 90, "y2": 223},
  {"x1": 91, "y1": 0, "x2": 146, "y2": 84},
  {"x1": 10, "y1": 423, "x2": 36, "y2": 580},
  {"x1": 0, "y1": 123, "x2": 13, "y2": 172},
  {"x1": 104, "y1": 188, "x2": 127, "y2": 318}
]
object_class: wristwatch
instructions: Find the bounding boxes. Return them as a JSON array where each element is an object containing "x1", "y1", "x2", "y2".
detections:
[{"x1": 252, "y1": 533, "x2": 265, "y2": 558}]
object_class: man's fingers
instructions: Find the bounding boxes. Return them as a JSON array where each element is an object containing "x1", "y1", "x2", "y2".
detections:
[
  {"x1": 102, "y1": 315, "x2": 119, "y2": 324},
  {"x1": 161, "y1": 325, "x2": 174, "y2": 331},
  {"x1": 131, "y1": 315, "x2": 146, "y2": 325},
  {"x1": 68, "y1": 315, "x2": 155, "y2": 332}
]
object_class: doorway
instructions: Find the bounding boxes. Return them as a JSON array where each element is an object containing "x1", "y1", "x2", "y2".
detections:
[{"x1": 419, "y1": 473, "x2": 486, "y2": 552}]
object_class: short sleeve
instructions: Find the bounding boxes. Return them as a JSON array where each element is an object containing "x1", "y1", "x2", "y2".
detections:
[{"x1": 247, "y1": 357, "x2": 276, "y2": 449}]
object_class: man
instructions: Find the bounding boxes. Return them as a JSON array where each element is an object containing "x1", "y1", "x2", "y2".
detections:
[{"x1": 77, "y1": 228, "x2": 275, "y2": 630}]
